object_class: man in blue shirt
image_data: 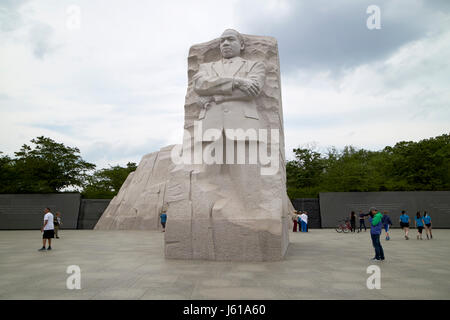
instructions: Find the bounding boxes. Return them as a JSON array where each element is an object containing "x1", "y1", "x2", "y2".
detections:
[
  {"x1": 399, "y1": 210, "x2": 410, "y2": 240},
  {"x1": 160, "y1": 211, "x2": 167, "y2": 232},
  {"x1": 369, "y1": 207, "x2": 385, "y2": 261},
  {"x1": 382, "y1": 211, "x2": 393, "y2": 241}
]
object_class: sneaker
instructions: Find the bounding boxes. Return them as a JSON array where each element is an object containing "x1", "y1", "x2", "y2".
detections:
[
  {"x1": 56, "y1": 236, "x2": 60, "y2": 239},
  {"x1": 47, "y1": 247, "x2": 52, "y2": 250},
  {"x1": 371, "y1": 258, "x2": 380, "y2": 261},
  {"x1": 38, "y1": 247, "x2": 46, "y2": 251},
  {"x1": 405, "y1": 236, "x2": 409, "y2": 240}
]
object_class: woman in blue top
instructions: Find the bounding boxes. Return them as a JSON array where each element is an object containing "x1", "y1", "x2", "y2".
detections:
[
  {"x1": 399, "y1": 210, "x2": 410, "y2": 240},
  {"x1": 415, "y1": 211, "x2": 424, "y2": 240},
  {"x1": 423, "y1": 211, "x2": 433, "y2": 240}
]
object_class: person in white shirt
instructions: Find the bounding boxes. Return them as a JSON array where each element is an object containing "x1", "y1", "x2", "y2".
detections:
[
  {"x1": 39, "y1": 208, "x2": 55, "y2": 251},
  {"x1": 300, "y1": 212, "x2": 308, "y2": 232}
]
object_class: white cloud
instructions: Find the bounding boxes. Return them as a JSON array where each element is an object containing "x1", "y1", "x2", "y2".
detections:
[
  {"x1": 282, "y1": 29, "x2": 450, "y2": 159},
  {"x1": 0, "y1": 0, "x2": 449, "y2": 169}
]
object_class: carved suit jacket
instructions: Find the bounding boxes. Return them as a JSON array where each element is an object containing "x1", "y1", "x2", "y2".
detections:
[{"x1": 193, "y1": 56, "x2": 266, "y2": 139}]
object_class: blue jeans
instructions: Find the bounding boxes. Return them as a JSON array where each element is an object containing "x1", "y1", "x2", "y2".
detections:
[
  {"x1": 371, "y1": 233, "x2": 385, "y2": 260},
  {"x1": 300, "y1": 221, "x2": 307, "y2": 232},
  {"x1": 359, "y1": 220, "x2": 366, "y2": 231}
]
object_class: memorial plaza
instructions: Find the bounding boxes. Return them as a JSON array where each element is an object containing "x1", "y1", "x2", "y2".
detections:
[{"x1": 1, "y1": 228, "x2": 449, "y2": 300}]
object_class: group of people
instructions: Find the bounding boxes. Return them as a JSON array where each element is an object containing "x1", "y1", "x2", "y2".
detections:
[
  {"x1": 360, "y1": 208, "x2": 434, "y2": 262},
  {"x1": 352, "y1": 209, "x2": 433, "y2": 240},
  {"x1": 351, "y1": 210, "x2": 393, "y2": 240},
  {"x1": 292, "y1": 211, "x2": 309, "y2": 232},
  {"x1": 399, "y1": 210, "x2": 433, "y2": 240},
  {"x1": 38, "y1": 208, "x2": 62, "y2": 251}
]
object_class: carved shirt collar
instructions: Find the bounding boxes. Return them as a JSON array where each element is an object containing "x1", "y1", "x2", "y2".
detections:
[{"x1": 222, "y1": 56, "x2": 243, "y2": 64}]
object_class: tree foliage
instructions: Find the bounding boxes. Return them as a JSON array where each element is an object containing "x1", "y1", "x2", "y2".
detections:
[
  {"x1": 82, "y1": 162, "x2": 137, "y2": 199},
  {"x1": 2, "y1": 134, "x2": 448, "y2": 199},
  {"x1": 0, "y1": 136, "x2": 95, "y2": 193},
  {"x1": 287, "y1": 133, "x2": 450, "y2": 198}
]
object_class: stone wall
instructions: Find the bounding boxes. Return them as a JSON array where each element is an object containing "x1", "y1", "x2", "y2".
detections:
[
  {"x1": 0, "y1": 193, "x2": 81, "y2": 229},
  {"x1": 291, "y1": 198, "x2": 321, "y2": 229},
  {"x1": 319, "y1": 191, "x2": 450, "y2": 228},
  {"x1": 77, "y1": 199, "x2": 111, "y2": 229}
]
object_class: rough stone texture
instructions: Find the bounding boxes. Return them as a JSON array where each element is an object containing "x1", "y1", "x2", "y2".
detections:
[
  {"x1": 95, "y1": 145, "x2": 176, "y2": 230},
  {"x1": 164, "y1": 33, "x2": 292, "y2": 261},
  {"x1": 94, "y1": 32, "x2": 293, "y2": 261}
]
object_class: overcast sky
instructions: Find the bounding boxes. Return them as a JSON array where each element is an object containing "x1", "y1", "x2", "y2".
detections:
[{"x1": 1, "y1": 0, "x2": 449, "y2": 169}]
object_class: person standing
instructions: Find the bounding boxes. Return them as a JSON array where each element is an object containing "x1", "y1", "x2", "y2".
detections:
[
  {"x1": 423, "y1": 211, "x2": 433, "y2": 240},
  {"x1": 350, "y1": 211, "x2": 356, "y2": 233},
  {"x1": 54, "y1": 212, "x2": 62, "y2": 239},
  {"x1": 160, "y1": 210, "x2": 167, "y2": 232},
  {"x1": 415, "y1": 211, "x2": 425, "y2": 240},
  {"x1": 369, "y1": 207, "x2": 385, "y2": 261},
  {"x1": 382, "y1": 211, "x2": 393, "y2": 240},
  {"x1": 292, "y1": 211, "x2": 299, "y2": 232},
  {"x1": 300, "y1": 212, "x2": 308, "y2": 232},
  {"x1": 39, "y1": 208, "x2": 54, "y2": 251},
  {"x1": 297, "y1": 213, "x2": 302, "y2": 232},
  {"x1": 358, "y1": 210, "x2": 367, "y2": 232},
  {"x1": 399, "y1": 210, "x2": 410, "y2": 240}
]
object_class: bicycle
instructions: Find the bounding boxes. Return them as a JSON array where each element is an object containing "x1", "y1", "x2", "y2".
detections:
[{"x1": 335, "y1": 219, "x2": 352, "y2": 233}]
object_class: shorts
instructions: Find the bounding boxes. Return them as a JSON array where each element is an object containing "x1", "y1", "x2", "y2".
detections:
[
  {"x1": 161, "y1": 222, "x2": 166, "y2": 228},
  {"x1": 400, "y1": 222, "x2": 409, "y2": 228},
  {"x1": 426, "y1": 223, "x2": 431, "y2": 228},
  {"x1": 384, "y1": 224, "x2": 390, "y2": 232},
  {"x1": 417, "y1": 226, "x2": 424, "y2": 233},
  {"x1": 43, "y1": 230, "x2": 55, "y2": 239}
]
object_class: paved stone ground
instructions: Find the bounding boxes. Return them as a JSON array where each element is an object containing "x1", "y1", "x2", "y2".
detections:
[{"x1": 0, "y1": 229, "x2": 449, "y2": 299}]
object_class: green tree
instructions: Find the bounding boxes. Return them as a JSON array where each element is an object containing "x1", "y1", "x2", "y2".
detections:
[
  {"x1": 1, "y1": 136, "x2": 95, "y2": 193},
  {"x1": 0, "y1": 152, "x2": 17, "y2": 193},
  {"x1": 82, "y1": 162, "x2": 137, "y2": 198},
  {"x1": 286, "y1": 147, "x2": 326, "y2": 198},
  {"x1": 383, "y1": 134, "x2": 450, "y2": 190},
  {"x1": 286, "y1": 133, "x2": 450, "y2": 199}
]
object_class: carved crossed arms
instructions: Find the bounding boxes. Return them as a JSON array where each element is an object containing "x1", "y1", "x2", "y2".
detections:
[{"x1": 193, "y1": 61, "x2": 266, "y2": 104}]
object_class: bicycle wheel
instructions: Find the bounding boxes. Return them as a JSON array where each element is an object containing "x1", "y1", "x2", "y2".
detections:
[
  {"x1": 343, "y1": 227, "x2": 350, "y2": 233},
  {"x1": 335, "y1": 226, "x2": 343, "y2": 233}
]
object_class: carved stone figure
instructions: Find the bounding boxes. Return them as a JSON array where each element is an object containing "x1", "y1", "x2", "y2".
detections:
[
  {"x1": 95, "y1": 29, "x2": 293, "y2": 261},
  {"x1": 193, "y1": 29, "x2": 266, "y2": 139}
]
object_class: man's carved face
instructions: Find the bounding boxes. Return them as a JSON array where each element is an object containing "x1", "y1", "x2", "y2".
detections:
[{"x1": 220, "y1": 30, "x2": 244, "y2": 59}]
